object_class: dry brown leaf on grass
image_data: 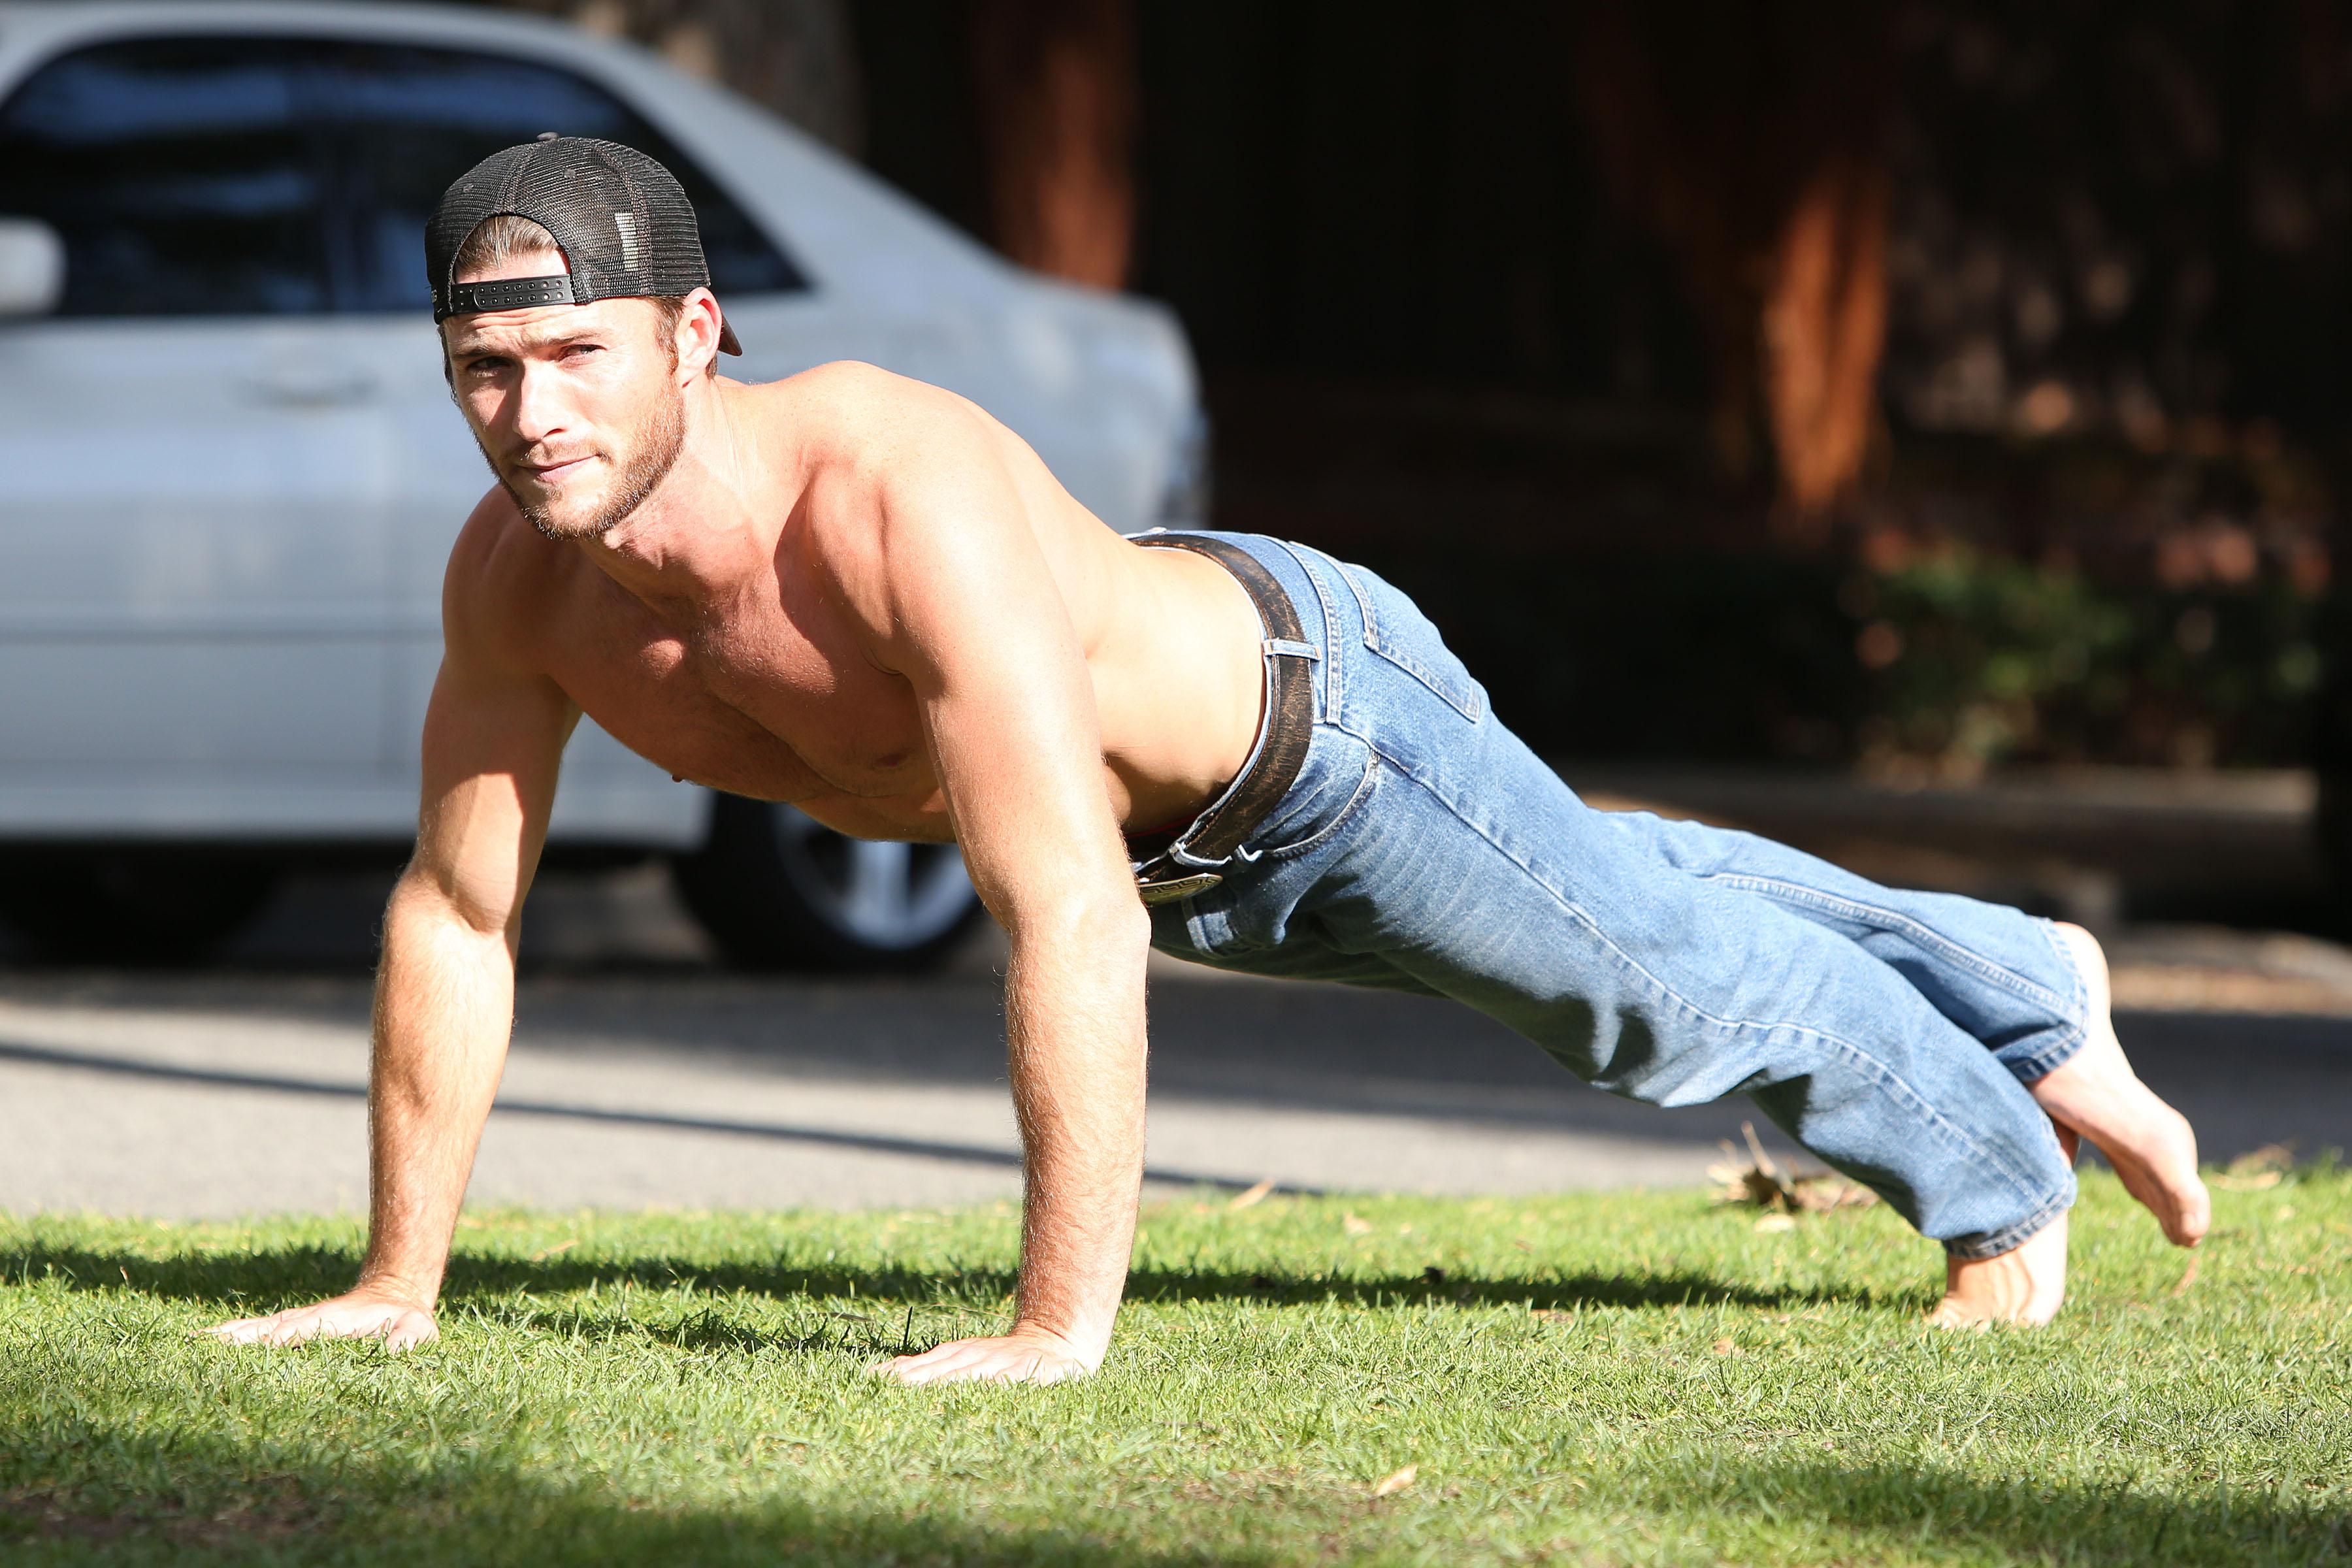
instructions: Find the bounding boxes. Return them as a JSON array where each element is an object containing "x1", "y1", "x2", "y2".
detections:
[
  {"x1": 1343, "y1": 1213, "x2": 1374, "y2": 1236},
  {"x1": 1790, "y1": 1177, "x2": 1879, "y2": 1212},
  {"x1": 1706, "y1": 1158, "x2": 1793, "y2": 1208},
  {"x1": 2213, "y1": 1143, "x2": 2296, "y2": 1191},
  {"x1": 1371, "y1": 1464, "x2": 1418, "y2": 1499},
  {"x1": 1531, "y1": 1309, "x2": 1576, "y2": 1326},
  {"x1": 1228, "y1": 1179, "x2": 1275, "y2": 1211},
  {"x1": 2170, "y1": 1255, "x2": 2201, "y2": 1298},
  {"x1": 526, "y1": 1239, "x2": 578, "y2": 1262},
  {"x1": 1711, "y1": 1336, "x2": 1741, "y2": 1356},
  {"x1": 1708, "y1": 1122, "x2": 1878, "y2": 1214}
]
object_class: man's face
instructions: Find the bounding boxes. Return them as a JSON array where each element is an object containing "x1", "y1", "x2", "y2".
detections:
[{"x1": 440, "y1": 250, "x2": 687, "y2": 542}]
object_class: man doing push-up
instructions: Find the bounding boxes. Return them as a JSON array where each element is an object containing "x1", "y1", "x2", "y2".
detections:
[{"x1": 211, "y1": 137, "x2": 2209, "y2": 1382}]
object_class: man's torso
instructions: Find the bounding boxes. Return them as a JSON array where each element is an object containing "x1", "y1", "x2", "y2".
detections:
[{"x1": 456, "y1": 365, "x2": 1265, "y2": 843}]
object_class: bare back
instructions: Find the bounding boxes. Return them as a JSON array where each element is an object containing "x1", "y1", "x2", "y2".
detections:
[{"x1": 448, "y1": 361, "x2": 1264, "y2": 845}]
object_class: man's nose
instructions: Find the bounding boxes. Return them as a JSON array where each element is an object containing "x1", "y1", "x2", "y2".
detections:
[{"x1": 508, "y1": 363, "x2": 569, "y2": 446}]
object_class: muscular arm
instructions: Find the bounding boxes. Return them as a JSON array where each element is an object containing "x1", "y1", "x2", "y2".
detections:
[
  {"x1": 827, "y1": 388, "x2": 1152, "y2": 1385},
  {"x1": 211, "y1": 517, "x2": 572, "y2": 1348}
]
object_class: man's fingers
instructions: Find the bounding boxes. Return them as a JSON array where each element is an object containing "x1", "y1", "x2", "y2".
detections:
[
  {"x1": 202, "y1": 1315, "x2": 280, "y2": 1344},
  {"x1": 207, "y1": 1310, "x2": 321, "y2": 1345},
  {"x1": 201, "y1": 1300, "x2": 434, "y2": 1350},
  {"x1": 877, "y1": 1335, "x2": 1078, "y2": 1386},
  {"x1": 894, "y1": 1356, "x2": 1007, "y2": 1386},
  {"x1": 380, "y1": 1313, "x2": 439, "y2": 1352},
  {"x1": 261, "y1": 1311, "x2": 331, "y2": 1347},
  {"x1": 881, "y1": 1345, "x2": 996, "y2": 1385},
  {"x1": 885, "y1": 1335, "x2": 988, "y2": 1369},
  {"x1": 880, "y1": 1341, "x2": 993, "y2": 1384},
  {"x1": 913, "y1": 1352, "x2": 1068, "y2": 1388}
]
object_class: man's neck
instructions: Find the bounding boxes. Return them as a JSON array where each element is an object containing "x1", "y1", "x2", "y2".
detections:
[{"x1": 577, "y1": 378, "x2": 800, "y2": 612}]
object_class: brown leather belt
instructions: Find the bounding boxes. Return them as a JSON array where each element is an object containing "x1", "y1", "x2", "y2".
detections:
[{"x1": 1127, "y1": 534, "x2": 1318, "y2": 907}]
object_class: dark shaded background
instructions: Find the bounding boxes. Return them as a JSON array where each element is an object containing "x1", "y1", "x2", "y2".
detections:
[
  {"x1": 475, "y1": 1, "x2": 2352, "y2": 782},
  {"x1": 852, "y1": 0, "x2": 2352, "y2": 775}
]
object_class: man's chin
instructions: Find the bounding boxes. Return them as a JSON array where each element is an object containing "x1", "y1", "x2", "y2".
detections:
[
  {"x1": 501, "y1": 477, "x2": 611, "y2": 542},
  {"x1": 522, "y1": 503, "x2": 610, "y2": 542}
]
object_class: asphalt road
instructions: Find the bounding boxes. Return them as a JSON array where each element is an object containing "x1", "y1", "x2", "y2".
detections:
[{"x1": 0, "y1": 868, "x2": 2346, "y2": 1219}]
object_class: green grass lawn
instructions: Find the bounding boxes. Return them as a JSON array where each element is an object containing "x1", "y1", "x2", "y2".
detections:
[{"x1": 3, "y1": 1170, "x2": 2347, "y2": 1567}]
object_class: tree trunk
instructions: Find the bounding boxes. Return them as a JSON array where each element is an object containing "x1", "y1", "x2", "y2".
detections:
[
  {"x1": 968, "y1": 0, "x2": 1138, "y2": 289},
  {"x1": 1576, "y1": 1, "x2": 1893, "y2": 534},
  {"x1": 1761, "y1": 159, "x2": 1889, "y2": 521}
]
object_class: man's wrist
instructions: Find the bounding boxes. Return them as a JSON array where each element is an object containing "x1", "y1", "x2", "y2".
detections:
[
  {"x1": 1010, "y1": 1316, "x2": 1111, "y2": 1369},
  {"x1": 353, "y1": 1266, "x2": 439, "y2": 1308}
]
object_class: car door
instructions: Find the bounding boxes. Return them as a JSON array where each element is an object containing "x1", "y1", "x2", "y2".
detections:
[{"x1": 0, "y1": 35, "x2": 397, "y2": 834}]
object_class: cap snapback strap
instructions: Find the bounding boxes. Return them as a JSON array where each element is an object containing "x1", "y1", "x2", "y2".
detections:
[{"x1": 439, "y1": 273, "x2": 578, "y2": 319}]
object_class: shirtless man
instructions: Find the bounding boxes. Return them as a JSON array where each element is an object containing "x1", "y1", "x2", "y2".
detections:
[{"x1": 210, "y1": 138, "x2": 2208, "y2": 1382}]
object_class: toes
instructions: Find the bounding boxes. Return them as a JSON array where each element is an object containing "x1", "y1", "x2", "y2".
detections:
[
  {"x1": 2170, "y1": 1181, "x2": 2212, "y2": 1248},
  {"x1": 1927, "y1": 1298, "x2": 1998, "y2": 1331}
]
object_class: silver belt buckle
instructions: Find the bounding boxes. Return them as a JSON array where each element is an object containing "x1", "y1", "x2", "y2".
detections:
[{"x1": 1135, "y1": 870, "x2": 1223, "y2": 907}]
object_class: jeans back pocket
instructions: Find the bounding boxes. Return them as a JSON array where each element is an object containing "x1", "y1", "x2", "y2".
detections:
[{"x1": 1336, "y1": 563, "x2": 1487, "y2": 723}]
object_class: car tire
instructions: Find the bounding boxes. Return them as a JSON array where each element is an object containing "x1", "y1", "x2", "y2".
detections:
[
  {"x1": 670, "y1": 794, "x2": 985, "y2": 972},
  {"x1": 0, "y1": 851, "x2": 280, "y2": 964}
]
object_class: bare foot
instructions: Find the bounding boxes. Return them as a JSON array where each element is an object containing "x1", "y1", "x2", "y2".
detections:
[
  {"x1": 1929, "y1": 1209, "x2": 2068, "y2": 1328},
  {"x1": 2031, "y1": 923, "x2": 2210, "y2": 1248}
]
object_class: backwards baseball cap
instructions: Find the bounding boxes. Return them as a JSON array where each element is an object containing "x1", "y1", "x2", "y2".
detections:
[{"x1": 426, "y1": 133, "x2": 741, "y2": 355}]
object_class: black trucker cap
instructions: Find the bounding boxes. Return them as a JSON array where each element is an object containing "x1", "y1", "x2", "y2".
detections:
[{"x1": 426, "y1": 133, "x2": 742, "y2": 355}]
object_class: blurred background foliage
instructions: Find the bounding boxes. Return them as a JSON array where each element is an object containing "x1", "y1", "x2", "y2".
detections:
[{"x1": 483, "y1": 0, "x2": 2352, "y2": 773}]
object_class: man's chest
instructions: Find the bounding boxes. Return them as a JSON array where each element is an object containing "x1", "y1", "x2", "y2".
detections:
[{"x1": 538, "y1": 570, "x2": 932, "y2": 808}]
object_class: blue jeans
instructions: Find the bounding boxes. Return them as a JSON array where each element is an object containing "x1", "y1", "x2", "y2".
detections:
[{"x1": 1139, "y1": 531, "x2": 2083, "y2": 1258}]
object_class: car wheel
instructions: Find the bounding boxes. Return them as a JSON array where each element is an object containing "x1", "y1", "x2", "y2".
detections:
[
  {"x1": 670, "y1": 794, "x2": 985, "y2": 972},
  {"x1": 0, "y1": 851, "x2": 281, "y2": 964}
]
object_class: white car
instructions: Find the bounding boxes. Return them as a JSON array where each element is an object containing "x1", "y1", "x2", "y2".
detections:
[{"x1": 0, "y1": 1, "x2": 1206, "y2": 967}]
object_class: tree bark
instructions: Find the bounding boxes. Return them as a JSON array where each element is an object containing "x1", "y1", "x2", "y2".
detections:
[
  {"x1": 1576, "y1": 1, "x2": 1893, "y2": 533},
  {"x1": 968, "y1": 0, "x2": 1138, "y2": 289},
  {"x1": 1762, "y1": 159, "x2": 1889, "y2": 521}
]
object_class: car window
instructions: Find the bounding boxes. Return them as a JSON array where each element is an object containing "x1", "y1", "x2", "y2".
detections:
[
  {"x1": 312, "y1": 39, "x2": 808, "y2": 314},
  {"x1": 0, "y1": 40, "x2": 333, "y2": 315},
  {"x1": 0, "y1": 35, "x2": 808, "y2": 319}
]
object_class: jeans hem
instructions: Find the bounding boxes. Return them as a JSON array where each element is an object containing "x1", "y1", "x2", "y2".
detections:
[
  {"x1": 2002, "y1": 1029, "x2": 2087, "y2": 1086},
  {"x1": 1942, "y1": 1184, "x2": 2074, "y2": 1260}
]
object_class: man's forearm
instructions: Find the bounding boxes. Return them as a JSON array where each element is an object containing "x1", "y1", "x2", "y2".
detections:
[
  {"x1": 358, "y1": 872, "x2": 518, "y2": 1305},
  {"x1": 1002, "y1": 897, "x2": 1153, "y2": 1362}
]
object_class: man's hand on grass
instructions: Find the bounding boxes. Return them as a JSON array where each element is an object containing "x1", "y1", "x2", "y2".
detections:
[
  {"x1": 877, "y1": 1326, "x2": 1098, "y2": 1386},
  {"x1": 204, "y1": 1285, "x2": 438, "y2": 1351}
]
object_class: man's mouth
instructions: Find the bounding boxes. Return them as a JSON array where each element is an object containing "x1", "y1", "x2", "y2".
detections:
[{"x1": 514, "y1": 454, "x2": 596, "y2": 484}]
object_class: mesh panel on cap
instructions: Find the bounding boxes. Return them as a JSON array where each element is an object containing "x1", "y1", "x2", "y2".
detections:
[{"x1": 426, "y1": 135, "x2": 740, "y2": 353}]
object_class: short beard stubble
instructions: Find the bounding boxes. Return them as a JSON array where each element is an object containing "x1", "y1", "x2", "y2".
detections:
[{"x1": 494, "y1": 379, "x2": 687, "y2": 543}]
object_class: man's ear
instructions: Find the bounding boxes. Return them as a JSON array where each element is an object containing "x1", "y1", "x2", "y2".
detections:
[{"x1": 676, "y1": 287, "x2": 723, "y2": 383}]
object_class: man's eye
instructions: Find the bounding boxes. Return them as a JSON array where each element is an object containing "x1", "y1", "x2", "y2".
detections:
[
  {"x1": 464, "y1": 357, "x2": 509, "y2": 375},
  {"x1": 562, "y1": 344, "x2": 603, "y2": 359}
]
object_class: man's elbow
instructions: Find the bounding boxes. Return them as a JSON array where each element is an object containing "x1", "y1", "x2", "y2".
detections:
[
  {"x1": 1006, "y1": 887, "x2": 1151, "y2": 956},
  {"x1": 388, "y1": 859, "x2": 520, "y2": 947}
]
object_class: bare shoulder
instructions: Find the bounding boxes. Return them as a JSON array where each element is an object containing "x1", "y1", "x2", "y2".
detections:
[
  {"x1": 440, "y1": 486, "x2": 569, "y2": 678},
  {"x1": 746, "y1": 365, "x2": 1036, "y2": 650},
  {"x1": 764, "y1": 358, "x2": 972, "y2": 417},
  {"x1": 756, "y1": 360, "x2": 1004, "y2": 473}
]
